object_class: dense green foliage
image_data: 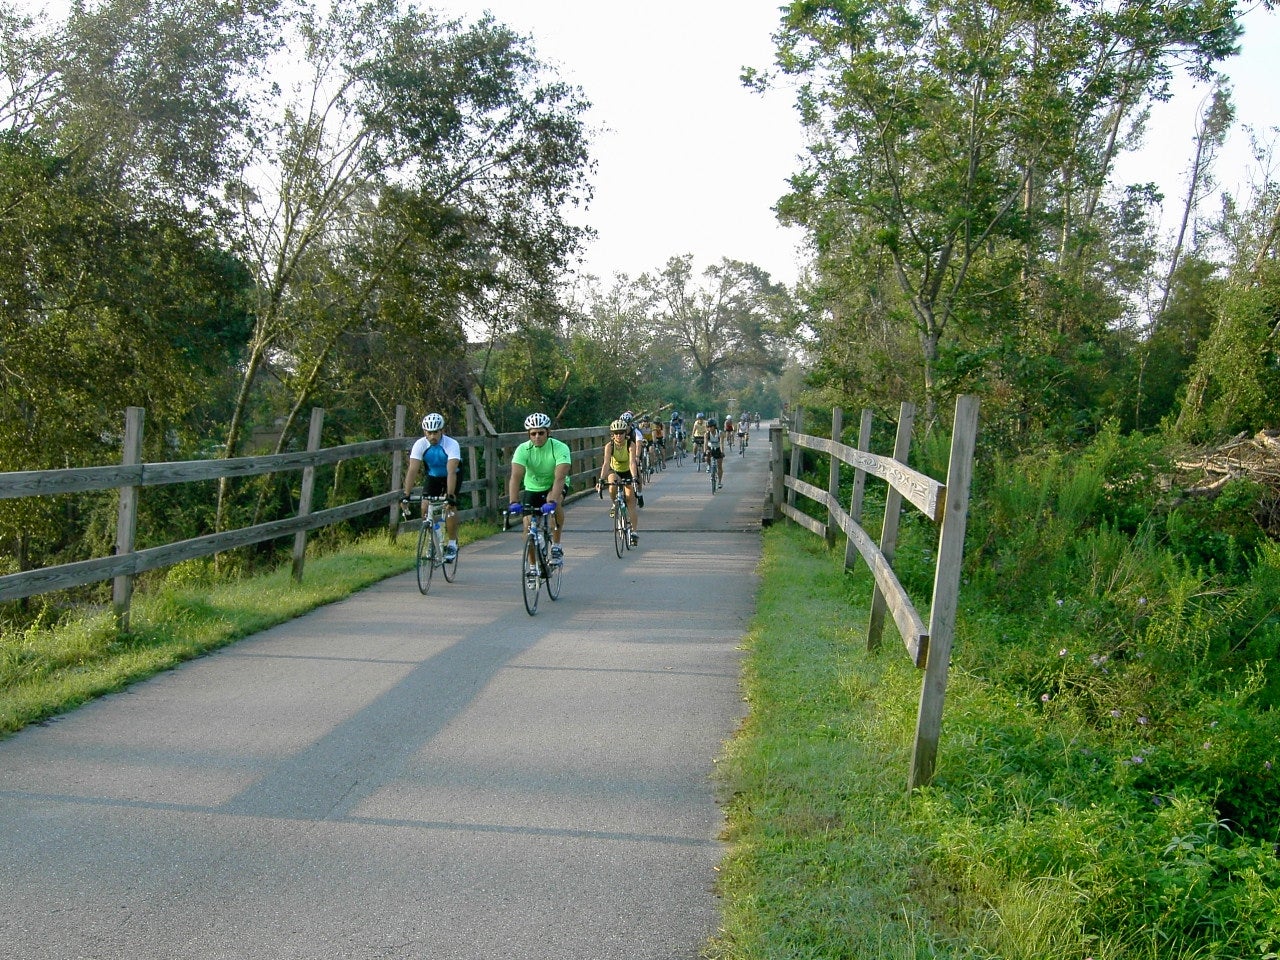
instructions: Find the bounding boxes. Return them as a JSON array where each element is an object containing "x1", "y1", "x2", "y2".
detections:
[
  {"x1": 715, "y1": 480, "x2": 1279, "y2": 958},
  {"x1": 752, "y1": 0, "x2": 1278, "y2": 445}
]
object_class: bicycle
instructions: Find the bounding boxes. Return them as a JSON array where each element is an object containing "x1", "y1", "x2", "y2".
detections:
[
  {"x1": 672, "y1": 435, "x2": 685, "y2": 467},
  {"x1": 707, "y1": 448, "x2": 722, "y2": 493},
  {"x1": 510, "y1": 503, "x2": 563, "y2": 615},
  {"x1": 693, "y1": 438, "x2": 705, "y2": 472},
  {"x1": 739, "y1": 429, "x2": 748, "y2": 456},
  {"x1": 401, "y1": 494, "x2": 457, "y2": 594},
  {"x1": 598, "y1": 477, "x2": 636, "y2": 558}
]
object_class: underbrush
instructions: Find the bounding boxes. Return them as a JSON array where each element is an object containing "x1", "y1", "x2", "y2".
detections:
[{"x1": 715, "y1": 421, "x2": 1280, "y2": 958}]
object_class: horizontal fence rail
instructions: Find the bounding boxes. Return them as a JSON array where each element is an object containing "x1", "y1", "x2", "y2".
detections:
[
  {"x1": 0, "y1": 406, "x2": 615, "y2": 626},
  {"x1": 766, "y1": 396, "x2": 978, "y2": 789}
]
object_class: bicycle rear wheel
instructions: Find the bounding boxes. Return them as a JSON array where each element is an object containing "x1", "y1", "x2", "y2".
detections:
[
  {"x1": 416, "y1": 524, "x2": 434, "y2": 594},
  {"x1": 613, "y1": 504, "x2": 626, "y2": 557},
  {"x1": 521, "y1": 533, "x2": 540, "y2": 615}
]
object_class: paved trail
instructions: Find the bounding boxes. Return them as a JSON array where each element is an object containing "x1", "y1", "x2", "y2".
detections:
[{"x1": 0, "y1": 432, "x2": 773, "y2": 960}]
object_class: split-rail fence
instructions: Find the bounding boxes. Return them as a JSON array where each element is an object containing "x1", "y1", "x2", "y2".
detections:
[
  {"x1": 0, "y1": 405, "x2": 609, "y2": 628},
  {"x1": 764, "y1": 396, "x2": 979, "y2": 789}
]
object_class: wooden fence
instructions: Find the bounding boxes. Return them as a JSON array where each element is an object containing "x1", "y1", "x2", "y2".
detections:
[
  {"x1": 0, "y1": 405, "x2": 610, "y2": 628},
  {"x1": 765, "y1": 396, "x2": 979, "y2": 789}
]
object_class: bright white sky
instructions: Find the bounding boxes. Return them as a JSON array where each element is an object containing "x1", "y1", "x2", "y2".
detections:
[
  {"x1": 431, "y1": 0, "x2": 809, "y2": 286},
  {"x1": 433, "y1": 0, "x2": 1280, "y2": 289}
]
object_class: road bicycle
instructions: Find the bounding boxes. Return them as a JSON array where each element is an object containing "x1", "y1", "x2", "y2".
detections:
[
  {"x1": 708, "y1": 448, "x2": 722, "y2": 493},
  {"x1": 672, "y1": 435, "x2": 685, "y2": 467},
  {"x1": 739, "y1": 429, "x2": 748, "y2": 456},
  {"x1": 510, "y1": 503, "x2": 563, "y2": 615},
  {"x1": 693, "y1": 439, "x2": 705, "y2": 472},
  {"x1": 598, "y1": 477, "x2": 636, "y2": 558},
  {"x1": 401, "y1": 494, "x2": 457, "y2": 594}
]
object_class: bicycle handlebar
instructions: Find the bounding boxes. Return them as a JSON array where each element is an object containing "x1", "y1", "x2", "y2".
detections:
[{"x1": 402, "y1": 493, "x2": 453, "y2": 504}]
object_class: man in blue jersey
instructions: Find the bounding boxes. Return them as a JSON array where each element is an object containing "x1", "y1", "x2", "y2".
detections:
[{"x1": 403, "y1": 412, "x2": 462, "y2": 561}]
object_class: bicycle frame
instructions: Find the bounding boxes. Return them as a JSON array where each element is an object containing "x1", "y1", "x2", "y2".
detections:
[
  {"x1": 402, "y1": 494, "x2": 457, "y2": 593},
  {"x1": 601, "y1": 477, "x2": 635, "y2": 558},
  {"x1": 514, "y1": 504, "x2": 562, "y2": 615}
]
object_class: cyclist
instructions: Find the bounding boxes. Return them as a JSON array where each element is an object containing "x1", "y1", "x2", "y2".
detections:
[
  {"x1": 652, "y1": 418, "x2": 666, "y2": 465},
  {"x1": 596, "y1": 418, "x2": 640, "y2": 546},
  {"x1": 507, "y1": 412, "x2": 571, "y2": 566},
  {"x1": 620, "y1": 410, "x2": 645, "y2": 503},
  {"x1": 722, "y1": 414, "x2": 736, "y2": 451},
  {"x1": 402, "y1": 412, "x2": 461, "y2": 561},
  {"x1": 706, "y1": 418, "x2": 724, "y2": 484},
  {"x1": 638, "y1": 416, "x2": 655, "y2": 471},
  {"x1": 690, "y1": 412, "x2": 709, "y2": 467},
  {"x1": 669, "y1": 410, "x2": 685, "y2": 450}
]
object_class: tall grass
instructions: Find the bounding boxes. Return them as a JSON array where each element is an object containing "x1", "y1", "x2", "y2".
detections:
[{"x1": 711, "y1": 420, "x2": 1280, "y2": 958}]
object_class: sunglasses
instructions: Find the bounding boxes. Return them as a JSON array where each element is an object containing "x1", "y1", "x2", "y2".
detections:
[{"x1": 528, "y1": 429, "x2": 548, "y2": 437}]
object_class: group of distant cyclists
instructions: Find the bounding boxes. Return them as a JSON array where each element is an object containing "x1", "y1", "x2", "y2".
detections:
[{"x1": 400, "y1": 405, "x2": 766, "y2": 575}]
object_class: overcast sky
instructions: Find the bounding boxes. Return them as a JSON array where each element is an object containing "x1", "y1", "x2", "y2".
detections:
[{"x1": 434, "y1": 0, "x2": 1280, "y2": 289}]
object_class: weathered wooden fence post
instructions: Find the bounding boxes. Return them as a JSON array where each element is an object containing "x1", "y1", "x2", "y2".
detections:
[
  {"x1": 465, "y1": 404, "x2": 481, "y2": 514},
  {"x1": 787, "y1": 408, "x2": 803, "y2": 509},
  {"x1": 825, "y1": 407, "x2": 843, "y2": 547},
  {"x1": 910, "y1": 394, "x2": 980, "y2": 789},
  {"x1": 292, "y1": 407, "x2": 325, "y2": 583},
  {"x1": 844, "y1": 408, "x2": 874, "y2": 571},
  {"x1": 768, "y1": 424, "x2": 784, "y2": 523},
  {"x1": 112, "y1": 406, "x2": 145, "y2": 631},
  {"x1": 867, "y1": 403, "x2": 916, "y2": 651},
  {"x1": 388, "y1": 405, "x2": 407, "y2": 539},
  {"x1": 485, "y1": 434, "x2": 499, "y2": 519}
]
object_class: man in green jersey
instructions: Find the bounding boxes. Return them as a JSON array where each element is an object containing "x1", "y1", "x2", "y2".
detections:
[{"x1": 507, "y1": 411, "x2": 572, "y2": 564}]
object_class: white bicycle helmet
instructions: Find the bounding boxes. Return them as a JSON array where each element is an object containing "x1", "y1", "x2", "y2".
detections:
[
  {"x1": 421, "y1": 412, "x2": 445, "y2": 431},
  {"x1": 524, "y1": 412, "x2": 552, "y2": 430},
  {"x1": 609, "y1": 418, "x2": 629, "y2": 432},
  {"x1": 621, "y1": 410, "x2": 634, "y2": 423}
]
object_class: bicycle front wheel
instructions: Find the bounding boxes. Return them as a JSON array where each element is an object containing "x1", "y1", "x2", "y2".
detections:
[
  {"x1": 441, "y1": 535, "x2": 458, "y2": 582},
  {"x1": 521, "y1": 534, "x2": 540, "y2": 615},
  {"x1": 416, "y1": 524, "x2": 434, "y2": 594},
  {"x1": 545, "y1": 545, "x2": 563, "y2": 600},
  {"x1": 614, "y1": 505, "x2": 626, "y2": 557}
]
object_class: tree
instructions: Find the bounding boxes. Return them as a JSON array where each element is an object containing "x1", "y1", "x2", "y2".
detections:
[
  {"x1": 640, "y1": 255, "x2": 793, "y2": 396},
  {"x1": 214, "y1": 0, "x2": 593, "y2": 527},
  {"x1": 1175, "y1": 160, "x2": 1280, "y2": 439},
  {"x1": 759, "y1": 0, "x2": 1243, "y2": 427}
]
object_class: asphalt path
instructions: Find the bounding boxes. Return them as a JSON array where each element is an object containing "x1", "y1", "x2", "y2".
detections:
[{"x1": 0, "y1": 429, "x2": 772, "y2": 960}]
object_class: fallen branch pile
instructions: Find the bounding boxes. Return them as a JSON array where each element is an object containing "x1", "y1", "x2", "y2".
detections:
[{"x1": 1173, "y1": 429, "x2": 1280, "y2": 534}]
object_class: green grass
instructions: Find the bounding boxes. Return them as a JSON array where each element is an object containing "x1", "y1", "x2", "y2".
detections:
[
  {"x1": 708, "y1": 523, "x2": 1280, "y2": 959},
  {"x1": 0, "y1": 521, "x2": 496, "y2": 736}
]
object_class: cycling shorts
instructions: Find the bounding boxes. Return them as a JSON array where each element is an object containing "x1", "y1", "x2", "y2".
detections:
[{"x1": 520, "y1": 489, "x2": 556, "y2": 510}]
